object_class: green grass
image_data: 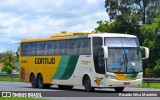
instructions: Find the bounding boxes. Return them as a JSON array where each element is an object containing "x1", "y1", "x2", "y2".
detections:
[
  {"x1": 141, "y1": 82, "x2": 160, "y2": 89},
  {"x1": 0, "y1": 77, "x2": 20, "y2": 82},
  {"x1": 0, "y1": 97, "x2": 47, "y2": 100}
]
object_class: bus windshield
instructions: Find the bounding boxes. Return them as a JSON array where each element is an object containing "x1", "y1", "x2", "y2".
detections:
[{"x1": 105, "y1": 38, "x2": 142, "y2": 73}]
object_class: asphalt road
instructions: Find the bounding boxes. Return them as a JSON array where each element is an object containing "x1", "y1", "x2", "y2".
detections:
[{"x1": 0, "y1": 81, "x2": 160, "y2": 100}]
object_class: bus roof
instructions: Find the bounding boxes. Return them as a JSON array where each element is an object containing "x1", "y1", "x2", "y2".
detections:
[
  {"x1": 89, "y1": 33, "x2": 137, "y2": 38},
  {"x1": 21, "y1": 32, "x2": 91, "y2": 42},
  {"x1": 21, "y1": 32, "x2": 137, "y2": 42}
]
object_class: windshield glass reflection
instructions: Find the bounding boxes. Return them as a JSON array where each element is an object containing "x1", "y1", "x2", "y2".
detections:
[
  {"x1": 105, "y1": 37, "x2": 142, "y2": 73},
  {"x1": 107, "y1": 48, "x2": 142, "y2": 73}
]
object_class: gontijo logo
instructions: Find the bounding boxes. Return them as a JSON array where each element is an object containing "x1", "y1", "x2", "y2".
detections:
[{"x1": 35, "y1": 58, "x2": 55, "y2": 64}]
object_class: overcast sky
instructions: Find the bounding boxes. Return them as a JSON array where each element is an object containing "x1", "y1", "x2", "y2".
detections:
[{"x1": 0, "y1": 0, "x2": 109, "y2": 52}]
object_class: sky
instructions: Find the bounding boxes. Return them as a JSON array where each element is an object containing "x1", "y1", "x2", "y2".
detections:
[{"x1": 0, "y1": 0, "x2": 109, "y2": 52}]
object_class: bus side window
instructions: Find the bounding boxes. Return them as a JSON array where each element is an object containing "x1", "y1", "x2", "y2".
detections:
[
  {"x1": 21, "y1": 43, "x2": 28, "y2": 56},
  {"x1": 44, "y1": 41, "x2": 55, "y2": 55},
  {"x1": 60, "y1": 40, "x2": 67, "y2": 55},
  {"x1": 79, "y1": 39, "x2": 91, "y2": 55},
  {"x1": 67, "y1": 39, "x2": 78, "y2": 55},
  {"x1": 28, "y1": 42, "x2": 36, "y2": 56},
  {"x1": 35, "y1": 42, "x2": 44, "y2": 56},
  {"x1": 55, "y1": 40, "x2": 66, "y2": 55},
  {"x1": 55, "y1": 41, "x2": 60, "y2": 55}
]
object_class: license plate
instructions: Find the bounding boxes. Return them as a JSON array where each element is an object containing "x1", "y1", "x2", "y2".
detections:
[{"x1": 123, "y1": 82, "x2": 130, "y2": 85}]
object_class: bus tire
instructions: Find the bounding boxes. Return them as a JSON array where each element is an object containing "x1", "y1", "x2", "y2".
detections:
[
  {"x1": 84, "y1": 76, "x2": 94, "y2": 92},
  {"x1": 114, "y1": 87, "x2": 124, "y2": 92},
  {"x1": 30, "y1": 74, "x2": 38, "y2": 88},
  {"x1": 58, "y1": 85, "x2": 73, "y2": 90},
  {"x1": 37, "y1": 74, "x2": 50, "y2": 89}
]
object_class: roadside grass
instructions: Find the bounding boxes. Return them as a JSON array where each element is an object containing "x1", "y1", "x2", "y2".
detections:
[
  {"x1": 0, "y1": 77, "x2": 20, "y2": 82},
  {"x1": 141, "y1": 82, "x2": 160, "y2": 89},
  {"x1": 0, "y1": 97, "x2": 47, "y2": 100}
]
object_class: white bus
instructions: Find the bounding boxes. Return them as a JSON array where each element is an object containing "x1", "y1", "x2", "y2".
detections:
[{"x1": 19, "y1": 32, "x2": 149, "y2": 92}]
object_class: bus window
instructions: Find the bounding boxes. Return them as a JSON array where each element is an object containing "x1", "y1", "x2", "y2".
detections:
[
  {"x1": 55, "y1": 41, "x2": 59, "y2": 55},
  {"x1": 28, "y1": 43, "x2": 35, "y2": 56},
  {"x1": 35, "y1": 42, "x2": 44, "y2": 56},
  {"x1": 21, "y1": 43, "x2": 29, "y2": 56},
  {"x1": 79, "y1": 39, "x2": 91, "y2": 55},
  {"x1": 44, "y1": 41, "x2": 55, "y2": 55},
  {"x1": 67, "y1": 39, "x2": 78, "y2": 55},
  {"x1": 55, "y1": 40, "x2": 67, "y2": 55}
]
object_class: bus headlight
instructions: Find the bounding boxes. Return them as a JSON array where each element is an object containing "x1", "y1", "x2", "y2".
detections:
[
  {"x1": 136, "y1": 75, "x2": 143, "y2": 79},
  {"x1": 107, "y1": 75, "x2": 116, "y2": 79}
]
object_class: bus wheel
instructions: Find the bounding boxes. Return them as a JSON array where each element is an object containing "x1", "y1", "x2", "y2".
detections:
[
  {"x1": 37, "y1": 74, "x2": 43, "y2": 89},
  {"x1": 114, "y1": 87, "x2": 124, "y2": 92},
  {"x1": 84, "y1": 76, "x2": 94, "y2": 92},
  {"x1": 30, "y1": 74, "x2": 38, "y2": 88},
  {"x1": 58, "y1": 85, "x2": 73, "y2": 90},
  {"x1": 37, "y1": 74, "x2": 51, "y2": 89}
]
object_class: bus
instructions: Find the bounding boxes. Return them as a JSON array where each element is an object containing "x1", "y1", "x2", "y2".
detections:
[{"x1": 19, "y1": 32, "x2": 149, "y2": 92}]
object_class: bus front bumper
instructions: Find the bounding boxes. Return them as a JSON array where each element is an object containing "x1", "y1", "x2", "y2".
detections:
[{"x1": 105, "y1": 78, "x2": 142, "y2": 87}]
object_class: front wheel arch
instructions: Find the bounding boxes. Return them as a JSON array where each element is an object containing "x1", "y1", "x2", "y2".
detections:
[
  {"x1": 83, "y1": 75, "x2": 94, "y2": 92},
  {"x1": 82, "y1": 74, "x2": 89, "y2": 86}
]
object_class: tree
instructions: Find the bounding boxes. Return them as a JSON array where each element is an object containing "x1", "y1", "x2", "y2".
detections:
[
  {"x1": 0, "y1": 53, "x2": 3, "y2": 62},
  {"x1": 140, "y1": 18, "x2": 160, "y2": 77},
  {"x1": 104, "y1": 0, "x2": 160, "y2": 44},
  {"x1": 105, "y1": 0, "x2": 160, "y2": 24},
  {"x1": 95, "y1": 21, "x2": 110, "y2": 33},
  {"x1": 1, "y1": 65, "x2": 12, "y2": 74},
  {"x1": 0, "y1": 51, "x2": 17, "y2": 73},
  {"x1": 154, "y1": 59, "x2": 160, "y2": 77},
  {"x1": 95, "y1": 20, "x2": 130, "y2": 33}
]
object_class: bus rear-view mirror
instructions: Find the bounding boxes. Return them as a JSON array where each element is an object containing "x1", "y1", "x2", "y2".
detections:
[{"x1": 140, "y1": 46, "x2": 149, "y2": 59}]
